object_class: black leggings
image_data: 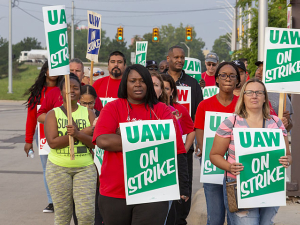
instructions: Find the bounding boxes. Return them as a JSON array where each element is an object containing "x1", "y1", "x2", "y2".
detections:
[{"x1": 99, "y1": 194, "x2": 169, "y2": 225}]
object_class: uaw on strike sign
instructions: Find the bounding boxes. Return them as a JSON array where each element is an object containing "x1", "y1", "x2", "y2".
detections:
[
  {"x1": 120, "y1": 120, "x2": 180, "y2": 205},
  {"x1": 234, "y1": 128, "x2": 286, "y2": 208},
  {"x1": 86, "y1": 11, "x2": 101, "y2": 62},
  {"x1": 263, "y1": 27, "x2": 300, "y2": 93},
  {"x1": 200, "y1": 112, "x2": 232, "y2": 184},
  {"x1": 43, "y1": 5, "x2": 69, "y2": 76}
]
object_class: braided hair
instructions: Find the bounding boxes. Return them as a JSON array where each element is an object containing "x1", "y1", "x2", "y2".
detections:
[{"x1": 24, "y1": 61, "x2": 59, "y2": 109}]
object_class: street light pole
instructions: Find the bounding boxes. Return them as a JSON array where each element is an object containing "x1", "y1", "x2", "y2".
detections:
[
  {"x1": 258, "y1": 0, "x2": 268, "y2": 61},
  {"x1": 180, "y1": 42, "x2": 190, "y2": 58},
  {"x1": 71, "y1": 1, "x2": 74, "y2": 59},
  {"x1": 8, "y1": 0, "x2": 13, "y2": 93}
]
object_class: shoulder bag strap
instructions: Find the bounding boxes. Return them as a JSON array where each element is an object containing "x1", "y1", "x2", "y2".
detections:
[{"x1": 226, "y1": 115, "x2": 237, "y2": 182}]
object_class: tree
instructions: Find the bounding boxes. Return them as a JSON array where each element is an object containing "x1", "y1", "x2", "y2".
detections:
[
  {"x1": 13, "y1": 37, "x2": 42, "y2": 60},
  {"x1": 233, "y1": 0, "x2": 287, "y2": 77},
  {"x1": 212, "y1": 34, "x2": 231, "y2": 62},
  {"x1": 0, "y1": 37, "x2": 8, "y2": 76},
  {"x1": 129, "y1": 23, "x2": 206, "y2": 71}
]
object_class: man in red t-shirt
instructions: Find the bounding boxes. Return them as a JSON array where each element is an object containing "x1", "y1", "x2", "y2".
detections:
[
  {"x1": 93, "y1": 51, "x2": 126, "y2": 99},
  {"x1": 199, "y1": 52, "x2": 219, "y2": 88},
  {"x1": 37, "y1": 58, "x2": 103, "y2": 123}
]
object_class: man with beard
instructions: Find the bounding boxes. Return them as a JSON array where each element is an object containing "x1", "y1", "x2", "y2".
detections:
[
  {"x1": 93, "y1": 51, "x2": 126, "y2": 99},
  {"x1": 165, "y1": 45, "x2": 203, "y2": 225}
]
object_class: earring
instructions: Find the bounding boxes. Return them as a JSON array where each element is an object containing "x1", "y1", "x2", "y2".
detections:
[{"x1": 45, "y1": 73, "x2": 47, "y2": 76}]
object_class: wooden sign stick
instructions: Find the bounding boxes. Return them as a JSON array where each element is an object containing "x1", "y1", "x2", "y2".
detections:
[
  {"x1": 65, "y1": 74, "x2": 75, "y2": 160},
  {"x1": 278, "y1": 92, "x2": 286, "y2": 119},
  {"x1": 90, "y1": 61, "x2": 94, "y2": 85}
]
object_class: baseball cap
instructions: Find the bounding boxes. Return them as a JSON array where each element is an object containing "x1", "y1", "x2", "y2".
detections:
[
  {"x1": 255, "y1": 61, "x2": 263, "y2": 66},
  {"x1": 146, "y1": 60, "x2": 158, "y2": 68},
  {"x1": 205, "y1": 52, "x2": 219, "y2": 63},
  {"x1": 232, "y1": 60, "x2": 246, "y2": 72}
]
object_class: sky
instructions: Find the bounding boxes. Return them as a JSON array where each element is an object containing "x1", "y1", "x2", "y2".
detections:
[{"x1": 0, "y1": 0, "x2": 236, "y2": 54}]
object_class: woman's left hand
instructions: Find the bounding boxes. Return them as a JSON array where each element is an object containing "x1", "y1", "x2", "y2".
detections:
[
  {"x1": 66, "y1": 125, "x2": 79, "y2": 138},
  {"x1": 279, "y1": 156, "x2": 291, "y2": 168}
]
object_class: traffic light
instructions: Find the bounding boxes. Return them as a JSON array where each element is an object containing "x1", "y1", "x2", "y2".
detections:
[
  {"x1": 185, "y1": 26, "x2": 192, "y2": 42},
  {"x1": 117, "y1": 27, "x2": 123, "y2": 42},
  {"x1": 152, "y1": 27, "x2": 159, "y2": 42}
]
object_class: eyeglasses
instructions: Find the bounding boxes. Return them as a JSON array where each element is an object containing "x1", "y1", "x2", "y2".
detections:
[
  {"x1": 207, "y1": 63, "x2": 217, "y2": 67},
  {"x1": 218, "y1": 74, "x2": 237, "y2": 80},
  {"x1": 80, "y1": 102, "x2": 95, "y2": 106},
  {"x1": 244, "y1": 90, "x2": 265, "y2": 96}
]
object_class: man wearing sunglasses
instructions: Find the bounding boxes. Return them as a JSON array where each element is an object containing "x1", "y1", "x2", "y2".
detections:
[
  {"x1": 199, "y1": 52, "x2": 219, "y2": 88},
  {"x1": 146, "y1": 60, "x2": 158, "y2": 71}
]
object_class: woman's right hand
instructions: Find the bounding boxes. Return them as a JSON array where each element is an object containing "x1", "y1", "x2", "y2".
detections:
[
  {"x1": 24, "y1": 143, "x2": 33, "y2": 157},
  {"x1": 229, "y1": 162, "x2": 244, "y2": 175}
]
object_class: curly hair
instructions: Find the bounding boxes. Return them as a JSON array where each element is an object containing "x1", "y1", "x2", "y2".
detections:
[{"x1": 24, "y1": 61, "x2": 61, "y2": 109}]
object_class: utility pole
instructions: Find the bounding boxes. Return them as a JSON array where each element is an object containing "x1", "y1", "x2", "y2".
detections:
[
  {"x1": 257, "y1": 0, "x2": 268, "y2": 61},
  {"x1": 71, "y1": 1, "x2": 74, "y2": 59},
  {"x1": 234, "y1": 0, "x2": 237, "y2": 51},
  {"x1": 239, "y1": 7, "x2": 242, "y2": 49},
  {"x1": 8, "y1": 0, "x2": 13, "y2": 93},
  {"x1": 248, "y1": 3, "x2": 252, "y2": 48}
]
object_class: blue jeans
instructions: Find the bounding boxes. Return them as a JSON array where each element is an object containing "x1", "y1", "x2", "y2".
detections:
[
  {"x1": 203, "y1": 183, "x2": 230, "y2": 225},
  {"x1": 40, "y1": 155, "x2": 53, "y2": 203},
  {"x1": 35, "y1": 130, "x2": 52, "y2": 204},
  {"x1": 223, "y1": 177, "x2": 279, "y2": 225}
]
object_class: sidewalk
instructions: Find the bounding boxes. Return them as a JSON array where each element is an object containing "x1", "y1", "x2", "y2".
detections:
[{"x1": 186, "y1": 188, "x2": 300, "y2": 225}]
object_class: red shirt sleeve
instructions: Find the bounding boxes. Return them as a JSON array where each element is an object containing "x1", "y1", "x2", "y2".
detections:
[
  {"x1": 194, "y1": 100, "x2": 206, "y2": 130},
  {"x1": 94, "y1": 96, "x2": 103, "y2": 112},
  {"x1": 175, "y1": 103, "x2": 194, "y2": 135},
  {"x1": 25, "y1": 104, "x2": 37, "y2": 143},
  {"x1": 158, "y1": 103, "x2": 186, "y2": 154},
  {"x1": 37, "y1": 87, "x2": 60, "y2": 117}
]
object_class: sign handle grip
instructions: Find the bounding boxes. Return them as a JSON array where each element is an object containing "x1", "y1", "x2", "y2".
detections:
[
  {"x1": 278, "y1": 92, "x2": 285, "y2": 118},
  {"x1": 90, "y1": 61, "x2": 94, "y2": 85},
  {"x1": 65, "y1": 74, "x2": 75, "y2": 160}
]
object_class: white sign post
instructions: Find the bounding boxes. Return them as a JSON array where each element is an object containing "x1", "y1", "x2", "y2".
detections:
[
  {"x1": 200, "y1": 112, "x2": 232, "y2": 184},
  {"x1": 120, "y1": 119, "x2": 180, "y2": 205},
  {"x1": 234, "y1": 128, "x2": 286, "y2": 208}
]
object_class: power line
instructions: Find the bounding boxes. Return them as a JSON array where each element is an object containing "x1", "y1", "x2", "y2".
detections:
[
  {"x1": 15, "y1": 5, "x2": 43, "y2": 22},
  {"x1": 19, "y1": 0, "x2": 233, "y2": 14}
]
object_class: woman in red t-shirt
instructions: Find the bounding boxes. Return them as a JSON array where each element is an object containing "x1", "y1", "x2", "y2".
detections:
[
  {"x1": 194, "y1": 61, "x2": 241, "y2": 225},
  {"x1": 93, "y1": 64, "x2": 189, "y2": 225},
  {"x1": 23, "y1": 61, "x2": 60, "y2": 213}
]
